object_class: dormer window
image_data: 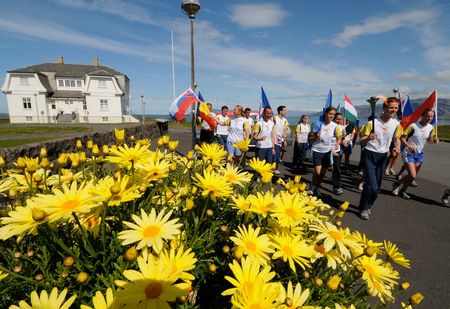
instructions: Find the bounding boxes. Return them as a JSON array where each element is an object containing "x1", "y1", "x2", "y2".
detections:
[
  {"x1": 98, "y1": 80, "x2": 107, "y2": 88},
  {"x1": 20, "y1": 76, "x2": 29, "y2": 85}
]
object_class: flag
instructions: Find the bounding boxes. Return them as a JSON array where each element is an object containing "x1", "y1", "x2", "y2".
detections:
[
  {"x1": 402, "y1": 95, "x2": 414, "y2": 118},
  {"x1": 168, "y1": 88, "x2": 199, "y2": 121},
  {"x1": 401, "y1": 91, "x2": 437, "y2": 129},
  {"x1": 195, "y1": 91, "x2": 205, "y2": 118},
  {"x1": 259, "y1": 86, "x2": 271, "y2": 120},
  {"x1": 343, "y1": 94, "x2": 358, "y2": 125},
  {"x1": 198, "y1": 102, "x2": 217, "y2": 131},
  {"x1": 313, "y1": 89, "x2": 332, "y2": 132}
]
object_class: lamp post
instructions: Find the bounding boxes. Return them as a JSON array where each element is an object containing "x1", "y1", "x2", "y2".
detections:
[
  {"x1": 181, "y1": 0, "x2": 201, "y2": 149},
  {"x1": 393, "y1": 88, "x2": 402, "y2": 119},
  {"x1": 141, "y1": 95, "x2": 145, "y2": 131}
]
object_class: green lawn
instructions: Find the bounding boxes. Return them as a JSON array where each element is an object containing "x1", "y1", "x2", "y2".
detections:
[
  {"x1": 0, "y1": 137, "x2": 57, "y2": 149},
  {"x1": 438, "y1": 125, "x2": 450, "y2": 141},
  {"x1": 0, "y1": 126, "x2": 92, "y2": 135}
]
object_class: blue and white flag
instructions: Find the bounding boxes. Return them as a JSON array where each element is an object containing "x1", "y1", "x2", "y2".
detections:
[{"x1": 312, "y1": 89, "x2": 332, "y2": 133}]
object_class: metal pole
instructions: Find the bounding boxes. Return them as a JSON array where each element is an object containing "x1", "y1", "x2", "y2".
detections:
[
  {"x1": 190, "y1": 16, "x2": 197, "y2": 149},
  {"x1": 141, "y1": 95, "x2": 145, "y2": 131},
  {"x1": 171, "y1": 30, "x2": 176, "y2": 102}
]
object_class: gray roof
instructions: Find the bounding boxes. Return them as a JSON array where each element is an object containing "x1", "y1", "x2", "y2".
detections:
[
  {"x1": 8, "y1": 63, "x2": 123, "y2": 77},
  {"x1": 51, "y1": 90, "x2": 84, "y2": 98},
  {"x1": 37, "y1": 73, "x2": 53, "y2": 92}
]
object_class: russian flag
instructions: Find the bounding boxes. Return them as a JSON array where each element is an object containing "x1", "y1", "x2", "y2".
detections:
[{"x1": 169, "y1": 88, "x2": 199, "y2": 121}]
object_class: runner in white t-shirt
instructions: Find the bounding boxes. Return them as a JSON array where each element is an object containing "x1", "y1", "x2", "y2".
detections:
[
  {"x1": 273, "y1": 106, "x2": 289, "y2": 174},
  {"x1": 393, "y1": 108, "x2": 439, "y2": 198},
  {"x1": 253, "y1": 107, "x2": 276, "y2": 163},
  {"x1": 226, "y1": 105, "x2": 250, "y2": 163},
  {"x1": 215, "y1": 105, "x2": 230, "y2": 147},
  {"x1": 293, "y1": 115, "x2": 311, "y2": 170}
]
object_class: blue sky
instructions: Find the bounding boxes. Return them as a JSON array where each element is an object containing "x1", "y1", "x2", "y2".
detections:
[{"x1": 1, "y1": 0, "x2": 449, "y2": 115}]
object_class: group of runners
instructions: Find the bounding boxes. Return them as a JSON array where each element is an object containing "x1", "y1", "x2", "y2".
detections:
[{"x1": 198, "y1": 98, "x2": 441, "y2": 220}]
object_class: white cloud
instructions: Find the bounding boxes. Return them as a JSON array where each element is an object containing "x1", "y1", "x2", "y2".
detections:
[
  {"x1": 418, "y1": 23, "x2": 450, "y2": 69},
  {"x1": 316, "y1": 9, "x2": 439, "y2": 48},
  {"x1": 52, "y1": 0, "x2": 157, "y2": 25},
  {"x1": 229, "y1": 3, "x2": 289, "y2": 28}
]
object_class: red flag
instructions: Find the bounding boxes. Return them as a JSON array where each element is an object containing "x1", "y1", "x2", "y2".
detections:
[
  {"x1": 198, "y1": 102, "x2": 217, "y2": 130},
  {"x1": 401, "y1": 91, "x2": 437, "y2": 129}
]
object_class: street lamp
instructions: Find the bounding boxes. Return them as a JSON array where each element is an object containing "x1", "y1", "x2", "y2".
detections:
[
  {"x1": 181, "y1": 0, "x2": 201, "y2": 149},
  {"x1": 393, "y1": 88, "x2": 402, "y2": 119}
]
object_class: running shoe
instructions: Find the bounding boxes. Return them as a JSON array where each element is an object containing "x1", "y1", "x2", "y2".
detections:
[
  {"x1": 334, "y1": 188, "x2": 344, "y2": 195},
  {"x1": 358, "y1": 170, "x2": 364, "y2": 176},
  {"x1": 410, "y1": 180, "x2": 418, "y2": 187},
  {"x1": 392, "y1": 182, "x2": 400, "y2": 196},
  {"x1": 273, "y1": 170, "x2": 281, "y2": 175},
  {"x1": 360, "y1": 210, "x2": 369, "y2": 220},
  {"x1": 400, "y1": 190, "x2": 410, "y2": 200},
  {"x1": 396, "y1": 174, "x2": 403, "y2": 181},
  {"x1": 442, "y1": 190, "x2": 449, "y2": 205},
  {"x1": 358, "y1": 182, "x2": 364, "y2": 191}
]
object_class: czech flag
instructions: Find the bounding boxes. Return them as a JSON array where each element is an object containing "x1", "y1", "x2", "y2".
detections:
[
  {"x1": 169, "y1": 88, "x2": 199, "y2": 121},
  {"x1": 401, "y1": 90, "x2": 437, "y2": 129}
]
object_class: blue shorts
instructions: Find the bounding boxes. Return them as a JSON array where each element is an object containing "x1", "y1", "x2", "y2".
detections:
[
  {"x1": 342, "y1": 144, "x2": 352, "y2": 155},
  {"x1": 402, "y1": 151, "x2": 424, "y2": 164},
  {"x1": 312, "y1": 151, "x2": 331, "y2": 168},
  {"x1": 226, "y1": 139, "x2": 242, "y2": 157}
]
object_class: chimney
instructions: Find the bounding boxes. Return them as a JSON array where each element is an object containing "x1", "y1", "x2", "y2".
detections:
[
  {"x1": 57, "y1": 56, "x2": 64, "y2": 64},
  {"x1": 93, "y1": 57, "x2": 99, "y2": 66}
]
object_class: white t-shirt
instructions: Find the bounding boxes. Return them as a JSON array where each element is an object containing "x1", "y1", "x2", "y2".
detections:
[
  {"x1": 245, "y1": 117, "x2": 254, "y2": 129},
  {"x1": 274, "y1": 115, "x2": 289, "y2": 146},
  {"x1": 228, "y1": 117, "x2": 249, "y2": 143},
  {"x1": 296, "y1": 123, "x2": 311, "y2": 143},
  {"x1": 363, "y1": 118, "x2": 402, "y2": 153},
  {"x1": 254, "y1": 120, "x2": 275, "y2": 149},
  {"x1": 403, "y1": 122, "x2": 434, "y2": 153},
  {"x1": 311, "y1": 122, "x2": 341, "y2": 153},
  {"x1": 216, "y1": 114, "x2": 230, "y2": 135}
]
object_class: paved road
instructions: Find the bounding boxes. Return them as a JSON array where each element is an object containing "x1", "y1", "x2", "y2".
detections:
[{"x1": 168, "y1": 127, "x2": 450, "y2": 308}]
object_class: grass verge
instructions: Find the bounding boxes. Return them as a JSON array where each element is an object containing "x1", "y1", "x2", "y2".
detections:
[
  {"x1": 0, "y1": 126, "x2": 91, "y2": 135},
  {"x1": 0, "y1": 137, "x2": 57, "y2": 149}
]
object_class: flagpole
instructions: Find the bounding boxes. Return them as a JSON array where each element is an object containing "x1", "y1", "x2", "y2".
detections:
[
  {"x1": 435, "y1": 89, "x2": 439, "y2": 139},
  {"x1": 171, "y1": 30, "x2": 176, "y2": 102}
]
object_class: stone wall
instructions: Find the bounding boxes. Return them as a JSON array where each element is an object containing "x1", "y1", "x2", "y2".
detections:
[{"x1": 0, "y1": 123, "x2": 160, "y2": 167}]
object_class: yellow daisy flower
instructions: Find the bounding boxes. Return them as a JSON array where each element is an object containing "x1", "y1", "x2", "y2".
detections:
[
  {"x1": 357, "y1": 254, "x2": 400, "y2": 287},
  {"x1": 46, "y1": 169, "x2": 84, "y2": 187},
  {"x1": 230, "y1": 279, "x2": 281, "y2": 309},
  {"x1": 221, "y1": 163, "x2": 252, "y2": 187},
  {"x1": 270, "y1": 232, "x2": 314, "y2": 272},
  {"x1": 0, "y1": 270, "x2": 8, "y2": 281},
  {"x1": 248, "y1": 192, "x2": 274, "y2": 217},
  {"x1": 114, "y1": 128, "x2": 125, "y2": 144},
  {"x1": 248, "y1": 157, "x2": 274, "y2": 176},
  {"x1": 349, "y1": 231, "x2": 383, "y2": 257},
  {"x1": 278, "y1": 281, "x2": 312, "y2": 309},
  {"x1": 222, "y1": 256, "x2": 276, "y2": 296},
  {"x1": 29, "y1": 181, "x2": 99, "y2": 223},
  {"x1": 107, "y1": 143, "x2": 151, "y2": 169},
  {"x1": 80, "y1": 288, "x2": 118, "y2": 309},
  {"x1": 0, "y1": 177, "x2": 15, "y2": 197},
  {"x1": 231, "y1": 195, "x2": 252, "y2": 214},
  {"x1": 158, "y1": 246, "x2": 197, "y2": 282},
  {"x1": 366, "y1": 280, "x2": 395, "y2": 304},
  {"x1": 114, "y1": 256, "x2": 189, "y2": 309},
  {"x1": 0, "y1": 206, "x2": 48, "y2": 242},
  {"x1": 135, "y1": 157, "x2": 171, "y2": 183},
  {"x1": 118, "y1": 208, "x2": 182, "y2": 252},
  {"x1": 195, "y1": 143, "x2": 228, "y2": 162},
  {"x1": 230, "y1": 225, "x2": 274, "y2": 265},
  {"x1": 311, "y1": 246, "x2": 346, "y2": 270},
  {"x1": 233, "y1": 139, "x2": 251, "y2": 152},
  {"x1": 90, "y1": 175, "x2": 141, "y2": 207},
  {"x1": 383, "y1": 241, "x2": 410, "y2": 268},
  {"x1": 193, "y1": 169, "x2": 233, "y2": 201},
  {"x1": 310, "y1": 221, "x2": 356, "y2": 259},
  {"x1": 271, "y1": 192, "x2": 315, "y2": 228},
  {"x1": 9, "y1": 287, "x2": 76, "y2": 309}
]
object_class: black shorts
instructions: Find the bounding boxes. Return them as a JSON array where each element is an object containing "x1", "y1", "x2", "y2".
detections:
[
  {"x1": 312, "y1": 151, "x2": 331, "y2": 168},
  {"x1": 200, "y1": 129, "x2": 215, "y2": 143}
]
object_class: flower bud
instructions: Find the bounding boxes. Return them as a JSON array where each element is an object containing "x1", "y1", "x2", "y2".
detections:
[
  {"x1": 63, "y1": 256, "x2": 75, "y2": 267},
  {"x1": 219, "y1": 225, "x2": 229, "y2": 235},
  {"x1": 76, "y1": 271, "x2": 89, "y2": 284},
  {"x1": 32, "y1": 208, "x2": 46, "y2": 222},
  {"x1": 57, "y1": 153, "x2": 68, "y2": 166},
  {"x1": 33, "y1": 174, "x2": 42, "y2": 184},
  {"x1": 222, "y1": 245, "x2": 230, "y2": 254},
  {"x1": 208, "y1": 263, "x2": 217, "y2": 273},
  {"x1": 26, "y1": 250, "x2": 34, "y2": 257},
  {"x1": 16, "y1": 157, "x2": 26, "y2": 169},
  {"x1": 0, "y1": 155, "x2": 6, "y2": 168},
  {"x1": 130, "y1": 135, "x2": 135, "y2": 142},
  {"x1": 157, "y1": 138, "x2": 164, "y2": 147},
  {"x1": 13, "y1": 265, "x2": 22, "y2": 273},
  {"x1": 13, "y1": 252, "x2": 22, "y2": 259},
  {"x1": 400, "y1": 282, "x2": 410, "y2": 290},
  {"x1": 102, "y1": 145, "x2": 109, "y2": 155},
  {"x1": 303, "y1": 270, "x2": 310, "y2": 279},
  {"x1": 71, "y1": 159, "x2": 79, "y2": 169},
  {"x1": 76, "y1": 140, "x2": 83, "y2": 150},
  {"x1": 261, "y1": 172, "x2": 272, "y2": 184},
  {"x1": 284, "y1": 298, "x2": 293, "y2": 307},
  {"x1": 61, "y1": 271, "x2": 69, "y2": 279},
  {"x1": 110, "y1": 182, "x2": 121, "y2": 195},
  {"x1": 233, "y1": 247, "x2": 244, "y2": 260},
  {"x1": 35, "y1": 273, "x2": 44, "y2": 281},
  {"x1": 335, "y1": 220, "x2": 342, "y2": 227},
  {"x1": 206, "y1": 209, "x2": 214, "y2": 217},
  {"x1": 92, "y1": 144, "x2": 100, "y2": 156},
  {"x1": 314, "y1": 277, "x2": 323, "y2": 287},
  {"x1": 8, "y1": 189, "x2": 18, "y2": 199},
  {"x1": 364, "y1": 246, "x2": 378, "y2": 257},
  {"x1": 169, "y1": 163, "x2": 177, "y2": 172},
  {"x1": 336, "y1": 211, "x2": 345, "y2": 219},
  {"x1": 124, "y1": 247, "x2": 138, "y2": 261},
  {"x1": 326, "y1": 275, "x2": 341, "y2": 291},
  {"x1": 79, "y1": 152, "x2": 87, "y2": 164},
  {"x1": 169, "y1": 141, "x2": 179, "y2": 151},
  {"x1": 139, "y1": 185, "x2": 147, "y2": 193},
  {"x1": 328, "y1": 210, "x2": 335, "y2": 216},
  {"x1": 184, "y1": 199, "x2": 194, "y2": 211},
  {"x1": 294, "y1": 175, "x2": 301, "y2": 183},
  {"x1": 86, "y1": 140, "x2": 93, "y2": 149},
  {"x1": 409, "y1": 292, "x2": 424, "y2": 305},
  {"x1": 186, "y1": 151, "x2": 194, "y2": 160},
  {"x1": 40, "y1": 157, "x2": 51, "y2": 170},
  {"x1": 339, "y1": 201, "x2": 349, "y2": 211}
]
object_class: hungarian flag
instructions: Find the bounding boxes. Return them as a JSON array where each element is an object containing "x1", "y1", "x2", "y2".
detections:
[
  {"x1": 169, "y1": 88, "x2": 199, "y2": 121},
  {"x1": 401, "y1": 91, "x2": 437, "y2": 129},
  {"x1": 343, "y1": 94, "x2": 358, "y2": 125}
]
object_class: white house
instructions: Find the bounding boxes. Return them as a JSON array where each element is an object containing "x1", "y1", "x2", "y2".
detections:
[{"x1": 1, "y1": 56, "x2": 139, "y2": 124}]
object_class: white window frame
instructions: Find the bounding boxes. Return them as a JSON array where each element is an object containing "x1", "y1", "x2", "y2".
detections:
[
  {"x1": 25, "y1": 116, "x2": 33, "y2": 121},
  {"x1": 22, "y1": 97, "x2": 32, "y2": 109},
  {"x1": 100, "y1": 99, "x2": 108, "y2": 110},
  {"x1": 58, "y1": 80, "x2": 64, "y2": 87},
  {"x1": 98, "y1": 79, "x2": 107, "y2": 88},
  {"x1": 65, "y1": 80, "x2": 70, "y2": 87},
  {"x1": 76, "y1": 80, "x2": 82, "y2": 87},
  {"x1": 102, "y1": 117, "x2": 108, "y2": 122},
  {"x1": 20, "y1": 76, "x2": 29, "y2": 85}
]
